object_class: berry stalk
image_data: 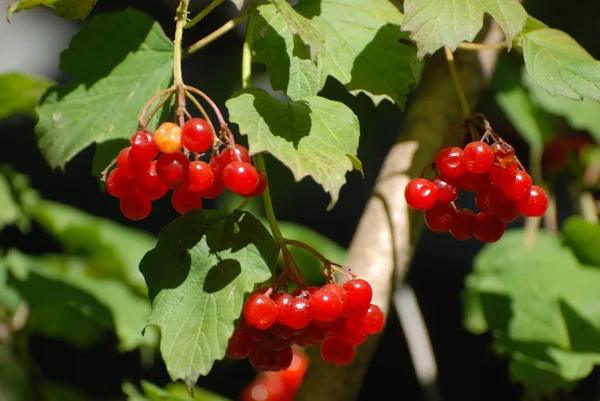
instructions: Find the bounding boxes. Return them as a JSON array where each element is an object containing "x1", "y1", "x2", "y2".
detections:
[{"x1": 444, "y1": 46, "x2": 471, "y2": 120}]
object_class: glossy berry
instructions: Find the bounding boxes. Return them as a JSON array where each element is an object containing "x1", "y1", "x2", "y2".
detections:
[
  {"x1": 463, "y1": 141, "x2": 494, "y2": 174},
  {"x1": 405, "y1": 178, "x2": 437, "y2": 210},
  {"x1": 450, "y1": 208, "x2": 477, "y2": 240},
  {"x1": 355, "y1": 304, "x2": 385, "y2": 335},
  {"x1": 475, "y1": 213, "x2": 506, "y2": 243},
  {"x1": 516, "y1": 185, "x2": 549, "y2": 217},
  {"x1": 320, "y1": 337, "x2": 355, "y2": 366},
  {"x1": 181, "y1": 118, "x2": 214, "y2": 153},
  {"x1": 489, "y1": 163, "x2": 517, "y2": 187},
  {"x1": 224, "y1": 144, "x2": 251, "y2": 163},
  {"x1": 209, "y1": 152, "x2": 231, "y2": 179},
  {"x1": 138, "y1": 161, "x2": 169, "y2": 200},
  {"x1": 338, "y1": 324, "x2": 368, "y2": 346},
  {"x1": 278, "y1": 348, "x2": 309, "y2": 390},
  {"x1": 226, "y1": 328, "x2": 255, "y2": 360},
  {"x1": 120, "y1": 193, "x2": 151, "y2": 220},
  {"x1": 249, "y1": 344, "x2": 293, "y2": 372},
  {"x1": 295, "y1": 323, "x2": 328, "y2": 347},
  {"x1": 275, "y1": 294, "x2": 312, "y2": 330},
  {"x1": 171, "y1": 189, "x2": 202, "y2": 215},
  {"x1": 497, "y1": 200, "x2": 519, "y2": 223},
  {"x1": 424, "y1": 203, "x2": 456, "y2": 233},
  {"x1": 156, "y1": 152, "x2": 190, "y2": 190},
  {"x1": 200, "y1": 178, "x2": 226, "y2": 198},
  {"x1": 457, "y1": 172, "x2": 489, "y2": 192},
  {"x1": 342, "y1": 279, "x2": 372, "y2": 316},
  {"x1": 435, "y1": 146, "x2": 465, "y2": 178},
  {"x1": 244, "y1": 170, "x2": 268, "y2": 198},
  {"x1": 117, "y1": 147, "x2": 151, "y2": 178},
  {"x1": 492, "y1": 142, "x2": 516, "y2": 169},
  {"x1": 502, "y1": 170, "x2": 532, "y2": 201},
  {"x1": 130, "y1": 130, "x2": 158, "y2": 161},
  {"x1": 222, "y1": 161, "x2": 260, "y2": 195},
  {"x1": 432, "y1": 176, "x2": 459, "y2": 204},
  {"x1": 309, "y1": 288, "x2": 343, "y2": 322},
  {"x1": 106, "y1": 168, "x2": 134, "y2": 198},
  {"x1": 154, "y1": 122, "x2": 182, "y2": 154},
  {"x1": 244, "y1": 293, "x2": 278, "y2": 330},
  {"x1": 475, "y1": 184, "x2": 506, "y2": 216},
  {"x1": 187, "y1": 161, "x2": 214, "y2": 192},
  {"x1": 322, "y1": 284, "x2": 347, "y2": 308}
]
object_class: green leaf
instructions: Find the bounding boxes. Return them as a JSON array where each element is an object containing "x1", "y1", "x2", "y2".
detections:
[
  {"x1": 523, "y1": 28, "x2": 600, "y2": 103},
  {"x1": 254, "y1": 0, "x2": 417, "y2": 106},
  {"x1": 124, "y1": 381, "x2": 231, "y2": 401},
  {"x1": 4, "y1": 249, "x2": 153, "y2": 351},
  {"x1": 268, "y1": 0, "x2": 326, "y2": 63},
  {"x1": 402, "y1": 0, "x2": 527, "y2": 59},
  {"x1": 0, "y1": 258, "x2": 21, "y2": 312},
  {"x1": 0, "y1": 343, "x2": 32, "y2": 401},
  {"x1": 35, "y1": 8, "x2": 173, "y2": 170},
  {"x1": 562, "y1": 216, "x2": 600, "y2": 267},
  {"x1": 0, "y1": 73, "x2": 53, "y2": 120},
  {"x1": 7, "y1": 0, "x2": 97, "y2": 21},
  {"x1": 139, "y1": 210, "x2": 277, "y2": 390},
  {"x1": 523, "y1": 72, "x2": 600, "y2": 143},
  {"x1": 0, "y1": 165, "x2": 39, "y2": 233},
  {"x1": 226, "y1": 89, "x2": 360, "y2": 209},
  {"x1": 29, "y1": 200, "x2": 155, "y2": 294},
  {"x1": 464, "y1": 229, "x2": 600, "y2": 394}
]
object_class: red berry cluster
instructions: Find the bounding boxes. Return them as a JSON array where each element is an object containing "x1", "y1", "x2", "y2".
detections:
[
  {"x1": 105, "y1": 119, "x2": 267, "y2": 220},
  {"x1": 405, "y1": 141, "x2": 549, "y2": 243},
  {"x1": 240, "y1": 347, "x2": 308, "y2": 401},
  {"x1": 226, "y1": 279, "x2": 384, "y2": 371}
]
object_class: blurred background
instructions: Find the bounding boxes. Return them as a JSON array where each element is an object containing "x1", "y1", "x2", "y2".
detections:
[{"x1": 1, "y1": 0, "x2": 600, "y2": 400}]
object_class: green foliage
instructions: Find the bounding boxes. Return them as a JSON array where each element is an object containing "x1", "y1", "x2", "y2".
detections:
[
  {"x1": 124, "y1": 381, "x2": 232, "y2": 401},
  {"x1": 253, "y1": 0, "x2": 416, "y2": 107},
  {"x1": 0, "y1": 73, "x2": 53, "y2": 120},
  {"x1": 226, "y1": 88, "x2": 360, "y2": 209},
  {"x1": 523, "y1": 28, "x2": 600, "y2": 103},
  {"x1": 463, "y1": 230, "x2": 600, "y2": 394},
  {"x1": 402, "y1": 0, "x2": 527, "y2": 59},
  {"x1": 139, "y1": 210, "x2": 277, "y2": 390},
  {"x1": 6, "y1": 0, "x2": 97, "y2": 21},
  {"x1": 0, "y1": 343, "x2": 32, "y2": 401},
  {"x1": 562, "y1": 216, "x2": 600, "y2": 267},
  {"x1": 35, "y1": 9, "x2": 173, "y2": 171}
]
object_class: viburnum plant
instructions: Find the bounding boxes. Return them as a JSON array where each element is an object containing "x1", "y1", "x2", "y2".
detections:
[{"x1": 3, "y1": 0, "x2": 600, "y2": 400}]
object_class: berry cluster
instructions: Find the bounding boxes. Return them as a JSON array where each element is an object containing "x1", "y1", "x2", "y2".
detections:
[
  {"x1": 405, "y1": 141, "x2": 549, "y2": 243},
  {"x1": 105, "y1": 118, "x2": 267, "y2": 220},
  {"x1": 240, "y1": 347, "x2": 308, "y2": 401},
  {"x1": 226, "y1": 279, "x2": 384, "y2": 371}
]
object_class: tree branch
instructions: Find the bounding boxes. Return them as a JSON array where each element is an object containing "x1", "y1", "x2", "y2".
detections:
[{"x1": 295, "y1": 29, "x2": 504, "y2": 401}]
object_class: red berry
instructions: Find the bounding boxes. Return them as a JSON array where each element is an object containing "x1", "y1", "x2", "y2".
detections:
[
  {"x1": 154, "y1": 122, "x2": 182, "y2": 154},
  {"x1": 424, "y1": 203, "x2": 456, "y2": 233},
  {"x1": 463, "y1": 142, "x2": 494, "y2": 174},
  {"x1": 117, "y1": 147, "x2": 151, "y2": 178},
  {"x1": 222, "y1": 161, "x2": 260, "y2": 195},
  {"x1": 200, "y1": 178, "x2": 226, "y2": 198},
  {"x1": 239, "y1": 318, "x2": 270, "y2": 342},
  {"x1": 187, "y1": 161, "x2": 214, "y2": 192},
  {"x1": 475, "y1": 183, "x2": 506, "y2": 216},
  {"x1": 450, "y1": 208, "x2": 477, "y2": 240},
  {"x1": 278, "y1": 348, "x2": 309, "y2": 390},
  {"x1": 516, "y1": 185, "x2": 549, "y2": 217},
  {"x1": 489, "y1": 163, "x2": 517, "y2": 187},
  {"x1": 249, "y1": 344, "x2": 293, "y2": 371},
  {"x1": 435, "y1": 147, "x2": 465, "y2": 178},
  {"x1": 225, "y1": 144, "x2": 251, "y2": 163},
  {"x1": 181, "y1": 118, "x2": 214, "y2": 153},
  {"x1": 339, "y1": 325, "x2": 368, "y2": 346},
  {"x1": 320, "y1": 337, "x2": 356, "y2": 365},
  {"x1": 106, "y1": 168, "x2": 135, "y2": 198},
  {"x1": 502, "y1": 170, "x2": 532, "y2": 201},
  {"x1": 342, "y1": 279, "x2": 372, "y2": 316},
  {"x1": 432, "y1": 176, "x2": 459, "y2": 204},
  {"x1": 275, "y1": 294, "x2": 312, "y2": 330},
  {"x1": 354, "y1": 304, "x2": 385, "y2": 334},
  {"x1": 294, "y1": 323, "x2": 327, "y2": 347},
  {"x1": 138, "y1": 161, "x2": 169, "y2": 200},
  {"x1": 475, "y1": 213, "x2": 506, "y2": 243},
  {"x1": 244, "y1": 170, "x2": 268, "y2": 198},
  {"x1": 120, "y1": 192, "x2": 152, "y2": 220},
  {"x1": 156, "y1": 152, "x2": 190, "y2": 190},
  {"x1": 309, "y1": 288, "x2": 343, "y2": 322},
  {"x1": 405, "y1": 178, "x2": 437, "y2": 210},
  {"x1": 171, "y1": 189, "x2": 202, "y2": 214},
  {"x1": 226, "y1": 328, "x2": 255, "y2": 360},
  {"x1": 130, "y1": 130, "x2": 159, "y2": 161},
  {"x1": 457, "y1": 172, "x2": 489, "y2": 192},
  {"x1": 497, "y1": 200, "x2": 519, "y2": 223},
  {"x1": 240, "y1": 374, "x2": 286, "y2": 401},
  {"x1": 268, "y1": 323, "x2": 301, "y2": 340},
  {"x1": 322, "y1": 284, "x2": 347, "y2": 309},
  {"x1": 244, "y1": 294, "x2": 278, "y2": 330},
  {"x1": 209, "y1": 152, "x2": 231, "y2": 179}
]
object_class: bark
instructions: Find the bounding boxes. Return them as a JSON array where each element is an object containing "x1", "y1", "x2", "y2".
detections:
[{"x1": 296, "y1": 30, "x2": 504, "y2": 401}]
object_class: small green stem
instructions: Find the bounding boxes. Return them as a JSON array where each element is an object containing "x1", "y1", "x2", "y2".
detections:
[
  {"x1": 185, "y1": 9, "x2": 250, "y2": 56},
  {"x1": 444, "y1": 46, "x2": 471, "y2": 120},
  {"x1": 174, "y1": 0, "x2": 189, "y2": 125},
  {"x1": 185, "y1": 0, "x2": 224, "y2": 29},
  {"x1": 457, "y1": 42, "x2": 506, "y2": 51},
  {"x1": 241, "y1": 3, "x2": 257, "y2": 88},
  {"x1": 284, "y1": 239, "x2": 328, "y2": 264},
  {"x1": 255, "y1": 154, "x2": 285, "y2": 247}
]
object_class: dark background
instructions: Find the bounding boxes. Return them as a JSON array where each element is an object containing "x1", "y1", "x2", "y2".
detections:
[{"x1": 1, "y1": 0, "x2": 599, "y2": 400}]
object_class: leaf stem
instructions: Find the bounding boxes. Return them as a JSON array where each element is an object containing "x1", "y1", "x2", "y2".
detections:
[
  {"x1": 457, "y1": 42, "x2": 506, "y2": 51},
  {"x1": 185, "y1": 8, "x2": 251, "y2": 56},
  {"x1": 255, "y1": 154, "x2": 285, "y2": 246},
  {"x1": 174, "y1": 0, "x2": 190, "y2": 126},
  {"x1": 444, "y1": 46, "x2": 471, "y2": 119},
  {"x1": 185, "y1": 0, "x2": 224, "y2": 29},
  {"x1": 284, "y1": 239, "x2": 328, "y2": 264}
]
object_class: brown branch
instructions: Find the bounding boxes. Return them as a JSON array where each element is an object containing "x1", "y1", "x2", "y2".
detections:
[{"x1": 295, "y1": 27, "x2": 505, "y2": 401}]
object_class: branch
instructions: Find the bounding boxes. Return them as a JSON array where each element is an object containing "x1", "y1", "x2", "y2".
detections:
[{"x1": 295, "y1": 29, "x2": 505, "y2": 401}]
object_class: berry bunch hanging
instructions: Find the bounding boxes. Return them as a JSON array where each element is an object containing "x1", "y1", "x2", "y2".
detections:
[
  {"x1": 102, "y1": 85, "x2": 267, "y2": 220},
  {"x1": 405, "y1": 115, "x2": 549, "y2": 243}
]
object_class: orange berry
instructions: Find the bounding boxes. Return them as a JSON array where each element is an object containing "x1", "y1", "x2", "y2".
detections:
[{"x1": 154, "y1": 122, "x2": 182, "y2": 154}]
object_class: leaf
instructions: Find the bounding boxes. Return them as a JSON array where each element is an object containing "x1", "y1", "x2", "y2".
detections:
[
  {"x1": 0, "y1": 258, "x2": 21, "y2": 312},
  {"x1": 139, "y1": 210, "x2": 277, "y2": 390},
  {"x1": 402, "y1": 0, "x2": 527, "y2": 59},
  {"x1": 29, "y1": 200, "x2": 155, "y2": 294},
  {"x1": 4, "y1": 249, "x2": 153, "y2": 351},
  {"x1": 226, "y1": 89, "x2": 360, "y2": 209},
  {"x1": 35, "y1": 8, "x2": 173, "y2": 170},
  {"x1": 254, "y1": 0, "x2": 417, "y2": 106},
  {"x1": 268, "y1": 0, "x2": 326, "y2": 63},
  {"x1": 562, "y1": 216, "x2": 600, "y2": 267},
  {"x1": 523, "y1": 28, "x2": 600, "y2": 102},
  {"x1": 0, "y1": 73, "x2": 53, "y2": 120},
  {"x1": 7, "y1": 0, "x2": 97, "y2": 21},
  {"x1": 0, "y1": 165, "x2": 39, "y2": 233},
  {"x1": 523, "y1": 72, "x2": 600, "y2": 143},
  {"x1": 0, "y1": 343, "x2": 32, "y2": 401},
  {"x1": 143, "y1": 381, "x2": 232, "y2": 401},
  {"x1": 463, "y1": 229, "x2": 600, "y2": 394}
]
